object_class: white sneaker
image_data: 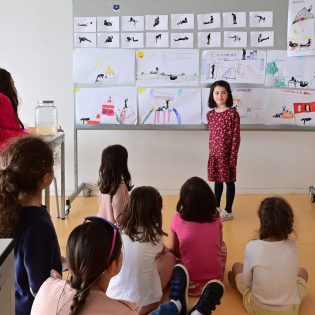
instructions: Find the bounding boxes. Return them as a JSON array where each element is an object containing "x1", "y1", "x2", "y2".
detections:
[
  {"x1": 220, "y1": 209, "x2": 233, "y2": 221},
  {"x1": 216, "y1": 207, "x2": 222, "y2": 213}
]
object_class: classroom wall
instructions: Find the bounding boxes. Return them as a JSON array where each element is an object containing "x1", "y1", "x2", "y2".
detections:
[{"x1": 1, "y1": 0, "x2": 315, "y2": 195}]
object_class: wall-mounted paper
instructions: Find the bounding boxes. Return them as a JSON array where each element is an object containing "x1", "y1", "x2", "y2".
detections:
[
  {"x1": 146, "y1": 32, "x2": 169, "y2": 48},
  {"x1": 198, "y1": 32, "x2": 221, "y2": 48},
  {"x1": 97, "y1": 16, "x2": 120, "y2": 32},
  {"x1": 197, "y1": 13, "x2": 221, "y2": 29},
  {"x1": 74, "y1": 17, "x2": 96, "y2": 32},
  {"x1": 201, "y1": 49, "x2": 266, "y2": 84},
  {"x1": 97, "y1": 33, "x2": 120, "y2": 48},
  {"x1": 74, "y1": 33, "x2": 96, "y2": 48},
  {"x1": 75, "y1": 87, "x2": 137, "y2": 125},
  {"x1": 145, "y1": 15, "x2": 168, "y2": 31},
  {"x1": 287, "y1": 0, "x2": 315, "y2": 56},
  {"x1": 265, "y1": 50, "x2": 315, "y2": 89},
  {"x1": 121, "y1": 16, "x2": 144, "y2": 31},
  {"x1": 224, "y1": 31, "x2": 247, "y2": 48},
  {"x1": 249, "y1": 11, "x2": 273, "y2": 27},
  {"x1": 171, "y1": 33, "x2": 194, "y2": 48},
  {"x1": 138, "y1": 88, "x2": 201, "y2": 125},
  {"x1": 171, "y1": 14, "x2": 194, "y2": 29},
  {"x1": 223, "y1": 12, "x2": 246, "y2": 28},
  {"x1": 251, "y1": 31, "x2": 274, "y2": 47},
  {"x1": 136, "y1": 49, "x2": 199, "y2": 86},
  {"x1": 73, "y1": 48, "x2": 135, "y2": 84},
  {"x1": 121, "y1": 33, "x2": 144, "y2": 48}
]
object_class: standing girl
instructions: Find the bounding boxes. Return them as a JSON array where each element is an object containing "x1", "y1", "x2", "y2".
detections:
[
  {"x1": 207, "y1": 80, "x2": 240, "y2": 221},
  {"x1": 170, "y1": 177, "x2": 227, "y2": 296},
  {"x1": 228, "y1": 197, "x2": 308, "y2": 315},
  {"x1": 97, "y1": 144, "x2": 133, "y2": 223},
  {"x1": 0, "y1": 136, "x2": 62, "y2": 315},
  {"x1": 107, "y1": 186, "x2": 176, "y2": 314}
]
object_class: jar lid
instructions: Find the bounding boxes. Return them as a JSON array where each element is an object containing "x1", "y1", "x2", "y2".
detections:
[{"x1": 38, "y1": 100, "x2": 54, "y2": 104}]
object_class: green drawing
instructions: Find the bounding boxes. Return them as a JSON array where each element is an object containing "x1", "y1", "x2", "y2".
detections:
[{"x1": 266, "y1": 61, "x2": 279, "y2": 75}]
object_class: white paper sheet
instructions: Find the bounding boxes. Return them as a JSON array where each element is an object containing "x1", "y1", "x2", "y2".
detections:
[
  {"x1": 249, "y1": 11, "x2": 273, "y2": 27},
  {"x1": 97, "y1": 16, "x2": 120, "y2": 32},
  {"x1": 265, "y1": 50, "x2": 315, "y2": 89},
  {"x1": 251, "y1": 31, "x2": 274, "y2": 47},
  {"x1": 171, "y1": 14, "x2": 194, "y2": 29},
  {"x1": 97, "y1": 33, "x2": 120, "y2": 48},
  {"x1": 74, "y1": 33, "x2": 97, "y2": 48},
  {"x1": 145, "y1": 15, "x2": 168, "y2": 31},
  {"x1": 201, "y1": 49, "x2": 266, "y2": 84},
  {"x1": 136, "y1": 49, "x2": 199, "y2": 86},
  {"x1": 146, "y1": 32, "x2": 169, "y2": 48},
  {"x1": 75, "y1": 87, "x2": 137, "y2": 125},
  {"x1": 171, "y1": 33, "x2": 194, "y2": 48},
  {"x1": 224, "y1": 31, "x2": 247, "y2": 48},
  {"x1": 74, "y1": 17, "x2": 96, "y2": 32},
  {"x1": 121, "y1": 33, "x2": 144, "y2": 48},
  {"x1": 198, "y1": 32, "x2": 221, "y2": 48},
  {"x1": 121, "y1": 16, "x2": 144, "y2": 31},
  {"x1": 138, "y1": 88, "x2": 201, "y2": 125},
  {"x1": 223, "y1": 12, "x2": 246, "y2": 28},
  {"x1": 73, "y1": 48, "x2": 135, "y2": 84},
  {"x1": 197, "y1": 13, "x2": 221, "y2": 29}
]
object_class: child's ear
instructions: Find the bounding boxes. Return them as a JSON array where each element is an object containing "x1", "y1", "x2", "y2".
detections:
[
  {"x1": 41, "y1": 170, "x2": 54, "y2": 189},
  {"x1": 108, "y1": 251, "x2": 123, "y2": 277}
]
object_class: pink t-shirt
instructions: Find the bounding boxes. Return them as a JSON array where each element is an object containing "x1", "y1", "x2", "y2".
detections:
[{"x1": 171, "y1": 213, "x2": 223, "y2": 282}]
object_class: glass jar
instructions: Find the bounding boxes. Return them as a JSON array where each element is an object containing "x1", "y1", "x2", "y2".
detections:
[{"x1": 35, "y1": 100, "x2": 58, "y2": 135}]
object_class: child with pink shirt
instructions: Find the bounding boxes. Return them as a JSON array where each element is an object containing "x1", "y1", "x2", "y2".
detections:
[
  {"x1": 170, "y1": 177, "x2": 227, "y2": 296},
  {"x1": 97, "y1": 144, "x2": 133, "y2": 223}
]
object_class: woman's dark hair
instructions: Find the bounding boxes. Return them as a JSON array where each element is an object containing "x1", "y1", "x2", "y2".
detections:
[
  {"x1": 0, "y1": 136, "x2": 53, "y2": 237},
  {"x1": 117, "y1": 186, "x2": 167, "y2": 244},
  {"x1": 208, "y1": 80, "x2": 234, "y2": 108},
  {"x1": 0, "y1": 68, "x2": 24, "y2": 129},
  {"x1": 258, "y1": 197, "x2": 295, "y2": 240},
  {"x1": 177, "y1": 177, "x2": 218, "y2": 223},
  {"x1": 98, "y1": 144, "x2": 133, "y2": 196},
  {"x1": 67, "y1": 219, "x2": 122, "y2": 315}
]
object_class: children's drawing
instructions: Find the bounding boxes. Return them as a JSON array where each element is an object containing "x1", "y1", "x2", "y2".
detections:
[
  {"x1": 198, "y1": 32, "x2": 221, "y2": 48},
  {"x1": 197, "y1": 13, "x2": 221, "y2": 29},
  {"x1": 201, "y1": 88, "x2": 265, "y2": 124},
  {"x1": 75, "y1": 87, "x2": 137, "y2": 125},
  {"x1": 121, "y1": 16, "x2": 144, "y2": 31},
  {"x1": 249, "y1": 11, "x2": 273, "y2": 27},
  {"x1": 171, "y1": 33, "x2": 194, "y2": 48},
  {"x1": 97, "y1": 16, "x2": 120, "y2": 32},
  {"x1": 74, "y1": 17, "x2": 96, "y2": 32},
  {"x1": 171, "y1": 14, "x2": 194, "y2": 30},
  {"x1": 265, "y1": 50, "x2": 315, "y2": 89},
  {"x1": 293, "y1": 100, "x2": 315, "y2": 126},
  {"x1": 251, "y1": 31, "x2": 274, "y2": 47},
  {"x1": 287, "y1": 0, "x2": 315, "y2": 56},
  {"x1": 201, "y1": 49, "x2": 266, "y2": 84},
  {"x1": 224, "y1": 31, "x2": 247, "y2": 47},
  {"x1": 223, "y1": 12, "x2": 246, "y2": 28},
  {"x1": 146, "y1": 32, "x2": 169, "y2": 48},
  {"x1": 73, "y1": 48, "x2": 135, "y2": 84},
  {"x1": 138, "y1": 88, "x2": 201, "y2": 125},
  {"x1": 121, "y1": 33, "x2": 144, "y2": 48},
  {"x1": 97, "y1": 33, "x2": 120, "y2": 48},
  {"x1": 145, "y1": 15, "x2": 168, "y2": 31},
  {"x1": 136, "y1": 49, "x2": 199, "y2": 86},
  {"x1": 74, "y1": 33, "x2": 96, "y2": 48}
]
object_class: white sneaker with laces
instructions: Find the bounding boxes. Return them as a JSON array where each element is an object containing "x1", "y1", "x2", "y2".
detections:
[{"x1": 220, "y1": 209, "x2": 233, "y2": 221}]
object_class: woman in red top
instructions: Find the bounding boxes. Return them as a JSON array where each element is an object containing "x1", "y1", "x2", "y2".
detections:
[
  {"x1": 0, "y1": 68, "x2": 25, "y2": 151},
  {"x1": 207, "y1": 80, "x2": 240, "y2": 221}
]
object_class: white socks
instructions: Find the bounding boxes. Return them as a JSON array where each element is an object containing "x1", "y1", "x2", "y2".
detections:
[
  {"x1": 190, "y1": 311, "x2": 202, "y2": 315},
  {"x1": 170, "y1": 299, "x2": 182, "y2": 312}
]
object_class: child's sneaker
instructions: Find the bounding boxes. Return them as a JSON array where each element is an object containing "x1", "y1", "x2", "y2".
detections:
[
  {"x1": 220, "y1": 209, "x2": 233, "y2": 221},
  {"x1": 216, "y1": 207, "x2": 222, "y2": 214},
  {"x1": 188, "y1": 280, "x2": 225, "y2": 315},
  {"x1": 169, "y1": 264, "x2": 189, "y2": 315},
  {"x1": 188, "y1": 281, "x2": 207, "y2": 296}
]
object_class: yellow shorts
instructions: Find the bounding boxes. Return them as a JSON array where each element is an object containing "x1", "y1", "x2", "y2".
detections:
[{"x1": 235, "y1": 273, "x2": 307, "y2": 315}]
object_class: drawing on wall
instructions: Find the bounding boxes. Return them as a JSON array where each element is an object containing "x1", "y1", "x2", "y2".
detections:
[
  {"x1": 97, "y1": 33, "x2": 120, "y2": 48},
  {"x1": 171, "y1": 33, "x2": 194, "y2": 48},
  {"x1": 96, "y1": 16, "x2": 120, "y2": 32},
  {"x1": 75, "y1": 87, "x2": 137, "y2": 125},
  {"x1": 265, "y1": 50, "x2": 315, "y2": 89},
  {"x1": 121, "y1": 16, "x2": 144, "y2": 31},
  {"x1": 201, "y1": 49, "x2": 266, "y2": 84},
  {"x1": 251, "y1": 31, "x2": 274, "y2": 47},
  {"x1": 293, "y1": 100, "x2": 315, "y2": 126},
  {"x1": 145, "y1": 15, "x2": 168, "y2": 31},
  {"x1": 198, "y1": 32, "x2": 221, "y2": 48},
  {"x1": 73, "y1": 48, "x2": 135, "y2": 84},
  {"x1": 74, "y1": 17, "x2": 96, "y2": 32},
  {"x1": 224, "y1": 31, "x2": 247, "y2": 47},
  {"x1": 146, "y1": 32, "x2": 169, "y2": 47},
  {"x1": 171, "y1": 14, "x2": 194, "y2": 29},
  {"x1": 138, "y1": 88, "x2": 201, "y2": 125},
  {"x1": 121, "y1": 33, "x2": 144, "y2": 48},
  {"x1": 136, "y1": 49, "x2": 199, "y2": 86},
  {"x1": 287, "y1": 0, "x2": 315, "y2": 56},
  {"x1": 223, "y1": 12, "x2": 246, "y2": 28},
  {"x1": 74, "y1": 33, "x2": 96, "y2": 48},
  {"x1": 249, "y1": 11, "x2": 273, "y2": 27},
  {"x1": 197, "y1": 13, "x2": 221, "y2": 29}
]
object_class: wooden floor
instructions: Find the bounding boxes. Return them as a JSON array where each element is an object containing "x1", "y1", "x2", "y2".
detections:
[{"x1": 51, "y1": 194, "x2": 315, "y2": 315}]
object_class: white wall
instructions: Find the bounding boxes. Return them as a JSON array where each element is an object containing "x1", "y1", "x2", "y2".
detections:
[{"x1": 1, "y1": 0, "x2": 315, "y2": 195}]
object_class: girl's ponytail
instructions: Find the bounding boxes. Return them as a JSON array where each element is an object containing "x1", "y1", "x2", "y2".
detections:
[{"x1": 69, "y1": 275, "x2": 91, "y2": 315}]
